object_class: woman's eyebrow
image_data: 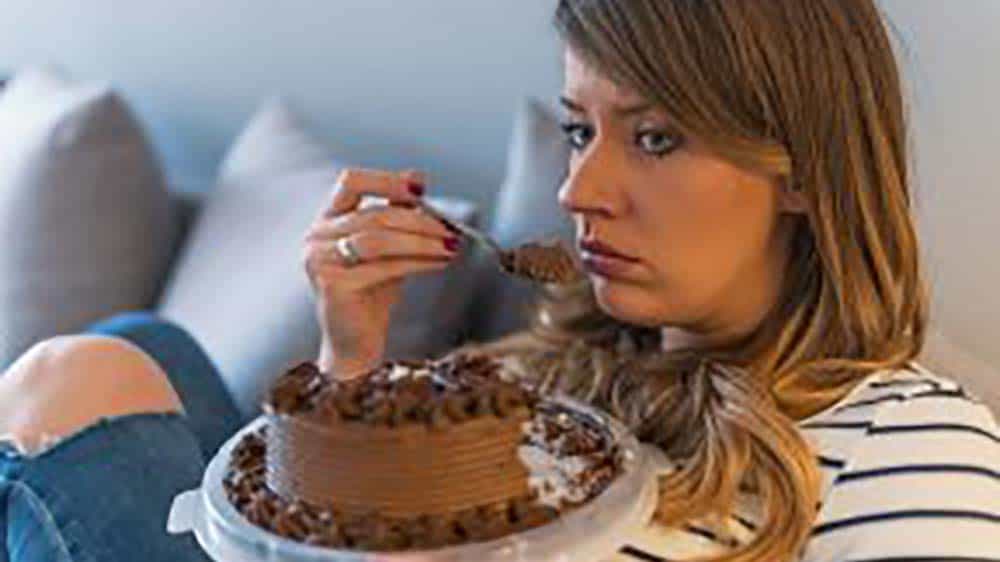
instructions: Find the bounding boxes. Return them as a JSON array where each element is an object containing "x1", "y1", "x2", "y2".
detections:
[
  {"x1": 559, "y1": 95, "x2": 656, "y2": 117},
  {"x1": 559, "y1": 96, "x2": 586, "y2": 112}
]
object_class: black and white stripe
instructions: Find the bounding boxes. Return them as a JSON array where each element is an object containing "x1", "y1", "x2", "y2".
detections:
[
  {"x1": 613, "y1": 365, "x2": 1000, "y2": 562},
  {"x1": 812, "y1": 509, "x2": 1000, "y2": 537}
]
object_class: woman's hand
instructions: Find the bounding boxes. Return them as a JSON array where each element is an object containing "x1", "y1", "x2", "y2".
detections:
[{"x1": 303, "y1": 168, "x2": 461, "y2": 380}]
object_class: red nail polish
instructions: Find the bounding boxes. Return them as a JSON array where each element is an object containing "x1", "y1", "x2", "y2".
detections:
[
  {"x1": 407, "y1": 182, "x2": 425, "y2": 196},
  {"x1": 444, "y1": 237, "x2": 460, "y2": 252}
]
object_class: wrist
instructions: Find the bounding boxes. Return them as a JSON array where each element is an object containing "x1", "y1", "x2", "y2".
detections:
[
  {"x1": 332, "y1": 357, "x2": 382, "y2": 381},
  {"x1": 317, "y1": 339, "x2": 383, "y2": 381}
]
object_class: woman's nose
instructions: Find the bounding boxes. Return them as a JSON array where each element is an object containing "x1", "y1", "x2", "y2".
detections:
[{"x1": 557, "y1": 150, "x2": 626, "y2": 218}]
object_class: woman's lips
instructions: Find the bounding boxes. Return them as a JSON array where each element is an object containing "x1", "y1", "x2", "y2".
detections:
[
  {"x1": 579, "y1": 238, "x2": 637, "y2": 261},
  {"x1": 579, "y1": 251, "x2": 637, "y2": 278},
  {"x1": 578, "y1": 239, "x2": 639, "y2": 278}
]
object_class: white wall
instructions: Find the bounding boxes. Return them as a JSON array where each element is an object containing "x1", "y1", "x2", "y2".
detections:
[
  {"x1": 880, "y1": 0, "x2": 1000, "y2": 385},
  {"x1": 0, "y1": 0, "x2": 563, "y2": 210},
  {"x1": 0, "y1": 1, "x2": 996, "y2": 383}
]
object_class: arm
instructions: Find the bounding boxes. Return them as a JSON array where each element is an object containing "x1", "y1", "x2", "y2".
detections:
[
  {"x1": 316, "y1": 333, "x2": 381, "y2": 378},
  {"x1": 801, "y1": 386, "x2": 1000, "y2": 561}
]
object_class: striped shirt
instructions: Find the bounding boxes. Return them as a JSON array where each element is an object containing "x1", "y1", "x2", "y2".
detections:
[{"x1": 612, "y1": 362, "x2": 1000, "y2": 562}]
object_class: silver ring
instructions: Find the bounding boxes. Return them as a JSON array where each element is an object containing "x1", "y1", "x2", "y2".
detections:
[{"x1": 335, "y1": 236, "x2": 362, "y2": 267}]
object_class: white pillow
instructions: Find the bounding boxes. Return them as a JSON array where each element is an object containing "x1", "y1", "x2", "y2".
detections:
[
  {"x1": 157, "y1": 99, "x2": 479, "y2": 418},
  {"x1": 0, "y1": 66, "x2": 177, "y2": 367}
]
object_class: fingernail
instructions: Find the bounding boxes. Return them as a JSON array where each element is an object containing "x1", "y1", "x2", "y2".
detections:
[
  {"x1": 444, "y1": 237, "x2": 460, "y2": 252},
  {"x1": 407, "y1": 182, "x2": 425, "y2": 196}
]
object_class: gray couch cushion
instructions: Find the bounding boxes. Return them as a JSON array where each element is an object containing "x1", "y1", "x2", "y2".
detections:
[
  {"x1": 490, "y1": 98, "x2": 573, "y2": 246},
  {"x1": 0, "y1": 66, "x2": 176, "y2": 368},
  {"x1": 157, "y1": 99, "x2": 478, "y2": 418},
  {"x1": 472, "y1": 98, "x2": 571, "y2": 341}
]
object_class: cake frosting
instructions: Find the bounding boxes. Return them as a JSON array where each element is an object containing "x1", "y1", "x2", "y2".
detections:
[
  {"x1": 223, "y1": 353, "x2": 623, "y2": 551},
  {"x1": 500, "y1": 240, "x2": 583, "y2": 284}
]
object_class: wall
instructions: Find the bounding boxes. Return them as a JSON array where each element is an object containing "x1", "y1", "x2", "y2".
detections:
[
  {"x1": 0, "y1": 0, "x2": 563, "y2": 209},
  {"x1": 880, "y1": 0, "x2": 1000, "y2": 381}
]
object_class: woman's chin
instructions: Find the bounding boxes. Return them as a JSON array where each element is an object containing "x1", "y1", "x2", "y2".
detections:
[{"x1": 591, "y1": 276, "x2": 666, "y2": 327}]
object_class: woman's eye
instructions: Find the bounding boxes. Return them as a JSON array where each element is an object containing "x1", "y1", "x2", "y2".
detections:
[
  {"x1": 559, "y1": 122, "x2": 680, "y2": 158},
  {"x1": 637, "y1": 130, "x2": 677, "y2": 156},
  {"x1": 559, "y1": 122, "x2": 592, "y2": 151}
]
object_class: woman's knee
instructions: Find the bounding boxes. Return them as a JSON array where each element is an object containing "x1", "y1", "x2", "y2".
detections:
[{"x1": 0, "y1": 334, "x2": 183, "y2": 453}]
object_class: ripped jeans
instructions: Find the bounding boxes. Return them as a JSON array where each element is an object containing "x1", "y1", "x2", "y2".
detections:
[{"x1": 0, "y1": 312, "x2": 243, "y2": 562}]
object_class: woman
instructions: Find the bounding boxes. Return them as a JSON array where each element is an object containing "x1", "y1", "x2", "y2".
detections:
[{"x1": 2, "y1": 0, "x2": 998, "y2": 561}]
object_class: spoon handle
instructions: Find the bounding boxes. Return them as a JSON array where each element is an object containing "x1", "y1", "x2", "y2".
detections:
[{"x1": 416, "y1": 200, "x2": 506, "y2": 258}]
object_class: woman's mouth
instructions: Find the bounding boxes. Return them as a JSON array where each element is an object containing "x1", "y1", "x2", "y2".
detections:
[{"x1": 578, "y1": 238, "x2": 639, "y2": 278}]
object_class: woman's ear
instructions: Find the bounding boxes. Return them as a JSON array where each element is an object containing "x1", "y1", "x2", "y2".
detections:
[{"x1": 777, "y1": 178, "x2": 808, "y2": 214}]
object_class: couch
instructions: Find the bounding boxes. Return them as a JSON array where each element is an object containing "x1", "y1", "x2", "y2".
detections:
[{"x1": 0, "y1": 67, "x2": 569, "y2": 419}]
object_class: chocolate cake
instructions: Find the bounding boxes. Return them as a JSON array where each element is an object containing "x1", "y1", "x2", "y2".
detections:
[
  {"x1": 500, "y1": 240, "x2": 583, "y2": 284},
  {"x1": 223, "y1": 354, "x2": 623, "y2": 551}
]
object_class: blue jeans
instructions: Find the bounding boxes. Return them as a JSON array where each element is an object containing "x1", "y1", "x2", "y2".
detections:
[{"x1": 0, "y1": 311, "x2": 243, "y2": 562}]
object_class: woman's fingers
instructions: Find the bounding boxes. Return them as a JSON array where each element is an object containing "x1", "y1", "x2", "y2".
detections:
[
  {"x1": 322, "y1": 168, "x2": 428, "y2": 219},
  {"x1": 309, "y1": 229, "x2": 458, "y2": 266},
  {"x1": 306, "y1": 252, "x2": 455, "y2": 292},
  {"x1": 306, "y1": 205, "x2": 455, "y2": 243}
]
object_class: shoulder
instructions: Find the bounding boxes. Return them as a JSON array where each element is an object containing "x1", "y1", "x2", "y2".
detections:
[
  {"x1": 799, "y1": 362, "x2": 1000, "y2": 561},
  {"x1": 868, "y1": 362, "x2": 997, "y2": 435},
  {"x1": 799, "y1": 362, "x2": 998, "y2": 445},
  {"x1": 809, "y1": 362, "x2": 999, "y2": 437}
]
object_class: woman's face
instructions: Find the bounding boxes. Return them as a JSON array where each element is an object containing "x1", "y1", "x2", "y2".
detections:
[{"x1": 558, "y1": 48, "x2": 804, "y2": 345}]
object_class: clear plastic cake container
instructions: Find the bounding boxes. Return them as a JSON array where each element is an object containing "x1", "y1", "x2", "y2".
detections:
[{"x1": 168, "y1": 400, "x2": 667, "y2": 562}]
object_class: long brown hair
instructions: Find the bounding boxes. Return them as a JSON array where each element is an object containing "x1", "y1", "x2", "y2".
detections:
[{"x1": 451, "y1": 1, "x2": 928, "y2": 560}]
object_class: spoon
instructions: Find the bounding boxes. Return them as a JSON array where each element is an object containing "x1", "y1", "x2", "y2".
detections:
[{"x1": 416, "y1": 201, "x2": 582, "y2": 285}]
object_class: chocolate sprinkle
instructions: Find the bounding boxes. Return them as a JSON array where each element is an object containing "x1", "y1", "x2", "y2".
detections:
[
  {"x1": 499, "y1": 241, "x2": 582, "y2": 284},
  {"x1": 264, "y1": 354, "x2": 535, "y2": 428},
  {"x1": 224, "y1": 428, "x2": 560, "y2": 550}
]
